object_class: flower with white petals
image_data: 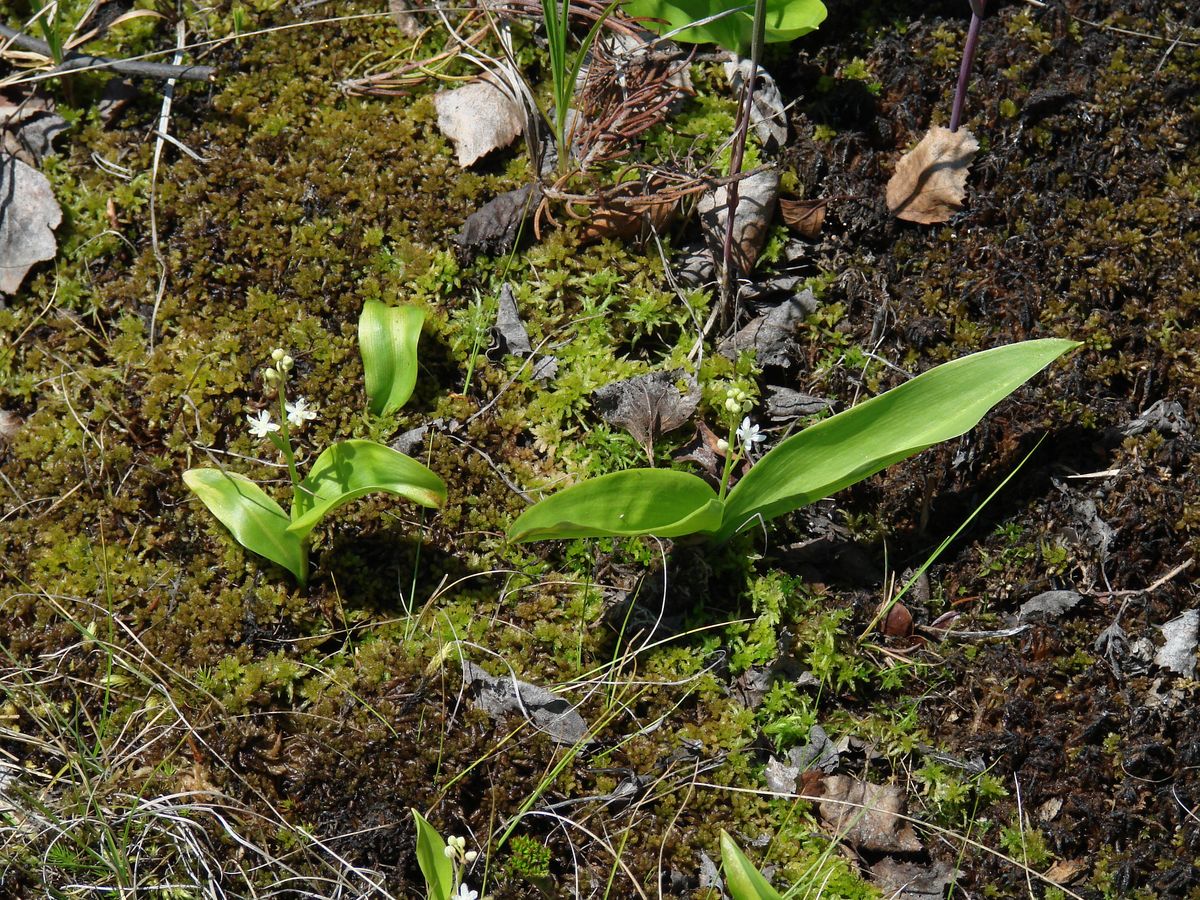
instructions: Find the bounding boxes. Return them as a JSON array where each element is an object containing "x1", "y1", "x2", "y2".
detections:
[
  {"x1": 736, "y1": 417, "x2": 765, "y2": 448},
  {"x1": 454, "y1": 884, "x2": 478, "y2": 900},
  {"x1": 285, "y1": 397, "x2": 318, "y2": 428},
  {"x1": 247, "y1": 410, "x2": 280, "y2": 438}
]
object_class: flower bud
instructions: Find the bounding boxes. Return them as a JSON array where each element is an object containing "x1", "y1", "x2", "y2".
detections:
[
  {"x1": 280, "y1": 356, "x2": 294, "y2": 372},
  {"x1": 271, "y1": 348, "x2": 285, "y2": 362},
  {"x1": 465, "y1": 850, "x2": 478, "y2": 863},
  {"x1": 264, "y1": 368, "x2": 279, "y2": 384}
]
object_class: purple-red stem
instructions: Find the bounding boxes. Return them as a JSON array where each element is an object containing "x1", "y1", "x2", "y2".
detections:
[
  {"x1": 720, "y1": 65, "x2": 757, "y2": 310},
  {"x1": 949, "y1": 0, "x2": 987, "y2": 132}
]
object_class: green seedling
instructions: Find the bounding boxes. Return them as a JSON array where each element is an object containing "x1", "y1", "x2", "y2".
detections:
[
  {"x1": 541, "y1": 0, "x2": 619, "y2": 172},
  {"x1": 184, "y1": 304, "x2": 446, "y2": 586},
  {"x1": 721, "y1": 830, "x2": 784, "y2": 899},
  {"x1": 508, "y1": 339, "x2": 1077, "y2": 544},
  {"x1": 623, "y1": 0, "x2": 825, "y2": 54}
]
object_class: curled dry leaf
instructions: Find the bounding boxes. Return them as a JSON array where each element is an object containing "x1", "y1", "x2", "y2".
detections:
[
  {"x1": 1155, "y1": 609, "x2": 1198, "y2": 678},
  {"x1": 778, "y1": 197, "x2": 828, "y2": 239},
  {"x1": 434, "y1": 79, "x2": 525, "y2": 167},
  {"x1": 461, "y1": 661, "x2": 589, "y2": 745},
  {"x1": 0, "y1": 153, "x2": 62, "y2": 295},
  {"x1": 881, "y1": 600, "x2": 914, "y2": 638},
  {"x1": 885, "y1": 126, "x2": 979, "y2": 224}
]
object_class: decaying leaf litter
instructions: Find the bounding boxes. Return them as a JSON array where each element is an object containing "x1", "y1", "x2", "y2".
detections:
[{"x1": 1, "y1": 0, "x2": 1199, "y2": 897}]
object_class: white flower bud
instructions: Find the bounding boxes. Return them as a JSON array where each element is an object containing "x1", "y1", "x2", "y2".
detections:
[{"x1": 271, "y1": 348, "x2": 285, "y2": 362}]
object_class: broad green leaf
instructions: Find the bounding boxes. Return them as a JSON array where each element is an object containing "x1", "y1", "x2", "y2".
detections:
[
  {"x1": 717, "y1": 339, "x2": 1078, "y2": 542},
  {"x1": 360, "y1": 301, "x2": 424, "y2": 416},
  {"x1": 623, "y1": 0, "x2": 825, "y2": 52},
  {"x1": 288, "y1": 439, "x2": 446, "y2": 539},
  {"x1": 720, "y1": 831, "x2": 784, "y2": 900},
  {"x1": 508, "y1": 469, "x2": 723, "y2": 542},
  {"x1": 411, "y1": 809, "x2": 453, "y2": 900},
  {"x1": 183, "y1": 468, "x2": 307, "y2": 584}
]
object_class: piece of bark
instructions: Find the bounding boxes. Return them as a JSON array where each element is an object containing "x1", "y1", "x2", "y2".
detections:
[{"x1": 886, "y1": 126, "x2": 979, "y2": 224}]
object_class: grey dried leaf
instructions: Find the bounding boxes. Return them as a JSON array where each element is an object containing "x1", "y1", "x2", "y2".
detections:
[
  {"x1": 886, "y1": 126, "x2": 979, "y2": 224},
  {"x1": 811, "y1": 775, "x2": 923, "y2": 853},
  {"x1": 698, "y1": 167, "x2": 779, "y2": 271},
  {"x1": 764, "y1": 386, "x2": 830, "y2": 421},
  {"x1": 434, "y1": 79, "x2": 525, "y2": 168},
  {"x1": 870, "y1": 857, "x2": 955, "y2": 900},
  {"x1": 388, "y1": 0, "x2": 423, "y2": 37},
  {"x1": 461, "y1": 661, "x2": 589, "y2": 745},
  {"x1": 1155, "y1": 609, "x2": 1198, "y2": 678},
  {"x1": 492, "y1": 283, "x2": 532, "y2": 356},
  {"x1": 0, "y1": 96, "x2": 67, "y2": 166},
  {"x1": 723, "y1": 58, "x2": 787, "y2": 152},
  {"x1": 455, "y1": 182, "x2": 543, "y2": 258},
  {"x1": 1120, "y1": 399, "x2": 1191, "y2": 437},
  {"x1": 1018, "y1": 590, "x2": 1083, "y2": 623},
  {"x1": 0, "y1": 409, "x2": 21, "y2": 442},
  {"x1": 719, "y1": 289, "x2": 818, "y2": 366},
  {"x1": 593, "y1": 369, "x2": 700, "y2": 456},
  {"x1": 765, "y1": 756, "x2": 800, "y2": 794},
  {"x1": 788, "y1": 723, "x2": 838, "y2": 774},
  {"x1": 0, "y1": 154, "x2": 62, "y2": 295}
]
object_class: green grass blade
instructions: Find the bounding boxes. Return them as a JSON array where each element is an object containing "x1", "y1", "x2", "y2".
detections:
[
  {"x1": 411, "y1": 809, "x2": 454, "y2": 900},
  {"x1": 507, "y1": 469, "x2": 723, "y2": 541},
  {"x1": 720, "y1": 830, "x2": 784, "y2": 900},
  {"x1": 183, "y1": 468, "x2": 307, "y2": 583},
  {"x1": 360, "y1": 301, "x2": 424, "y2": 416},
  {"x1": 717, "y1": 339, "x2": 1079, "y2": 541},
  {"x1": 288, "y1": 440, "x2": 446, "y2": 539}
]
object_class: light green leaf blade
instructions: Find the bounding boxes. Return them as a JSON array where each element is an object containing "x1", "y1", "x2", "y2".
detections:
[
  {"x1": 717, "y1": 339, "x2": 1079, "y2": 542},
  {"x1": 360, "y1": 301, "x2": 424, "y2": 416},
  {"x1": 411, "y1": 809, "x2": 453, "y2": 900},
  {"x1": 508, "y1": 469, "x2": 723, "y2": 542},
  {"x1": 720, "y1": 830, "x2": 784, "y2": 900},
  {"x1": 623, "y1": 0, "x2": 824, "y2": 50},
  {"x1": 183, "y1": 468, "x2": 307, "y2": 583},
  {"x1": 288, "y1": 440, "x2": 446, "y2": 539}
]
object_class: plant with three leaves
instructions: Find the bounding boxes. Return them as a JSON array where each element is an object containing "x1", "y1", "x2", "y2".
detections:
[
  {"x1": 508, "y1": 339, "x2": 1078, "y2": 544},
  {"x1": 623, "y1": 0, "x2": 825, "y2": 54},
  {"x1": 183, "y1": 304, "x2": 446, "y2": 586}
]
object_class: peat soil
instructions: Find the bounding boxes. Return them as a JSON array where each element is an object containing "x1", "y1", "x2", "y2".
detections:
[{"x1": 786, "y1": 0, "x2": 1200, "y2": 896}]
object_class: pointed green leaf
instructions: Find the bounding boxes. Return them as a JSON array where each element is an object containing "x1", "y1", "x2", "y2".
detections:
[
  {"x1": 360, "y1": 301, "x2": 424, "y2": 416},
  {"x1": 720, "y1": 831, "x2": 784, "y2": 900},
  {"x1": 288, "y1": 440, "x2": 446, "y2": 539},
  {"x1": 183, "y1": 468, "x2": 307, "y2": 583},
  {"x1": 717, "y1": 339, "x2": 1079, "y2": 542},
  {"x1": 507, "y1": 469, "x2": 723, "y2": 542},
  {"x1": 411, "y1": 809, "x2": 453, "y2": 900}
]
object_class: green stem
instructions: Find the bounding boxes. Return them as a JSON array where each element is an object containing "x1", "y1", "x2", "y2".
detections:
[
  {"x1": 275, "y1": 384, "x2": 302, "y2": 491},
  {"x1": 718, "y1": 419, "x2": 739, "y2": 501}
]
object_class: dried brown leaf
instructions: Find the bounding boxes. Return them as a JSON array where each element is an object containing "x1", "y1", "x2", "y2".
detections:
[
  {"x1": 593, "y1": 369, "x2": 699, "y2": 458},
  {"x1": 779, "y1": 197, "x2": 828, "y2": 239},
  {"x1": 807, "y1": 775, "x2": 923, "y2": 853},
  {"x1": 886, "y1": 126, "x2": 979, "y2": 224}
]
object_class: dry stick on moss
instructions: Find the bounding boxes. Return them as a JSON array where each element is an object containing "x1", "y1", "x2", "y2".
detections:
[
  {"x1": 0, "y1": 23, "x2": 215, "y2": 82},
  {"x1": 718, "y1": 0, "x2": 767, "y2": 322}
]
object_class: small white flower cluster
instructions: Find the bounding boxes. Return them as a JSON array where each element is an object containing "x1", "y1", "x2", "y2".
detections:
[
  {"x1": 246, "y1": 348, "x2": 318, "y2": 439},
  {"x1": 736, "y1": 417, "x2": 765, "y2": 449},
  {"x1": 723, "y1": 386, "x2": 753, "y2": 415},
  {"x1": 443, "y1": 834, "x2": 478, "y2": 865}
]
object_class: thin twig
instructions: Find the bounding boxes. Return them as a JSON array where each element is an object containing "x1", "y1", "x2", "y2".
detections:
[{"x1": 0, "y1": 23, "x2": 215, "y2": 82}]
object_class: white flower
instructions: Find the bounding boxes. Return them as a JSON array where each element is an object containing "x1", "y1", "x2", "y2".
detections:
[
  {"x1": 454, "y1": 884, "x2": 478, "y2": 900},
  {"x1": 736, "y1": 417, "x2": 765, "y2": 448},
  {"x1": 285, "y1": 397, "x2": 318, "y2": 427},
  {"x1": 247, "y1": 410, "x2": 280, "y2": 438}
]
